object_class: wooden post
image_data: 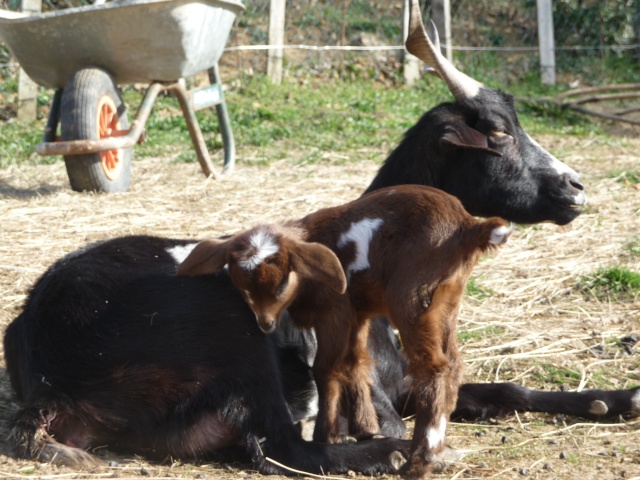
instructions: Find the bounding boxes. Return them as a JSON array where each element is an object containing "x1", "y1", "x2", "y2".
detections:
[
  {"x1": 17, "y1": 0, "x2": 41, "y2": 122},
  {"x1": 537, "y1": 0, "x2": 556, "y2": 85},
  {"x1": 267, "y1": 0, "x2": 286, "y2": 84},
  {"x1": 402, "y1": 0, "x2": 420, "y2": 85},
  {"x1": 635, "y1": 0, "x2": 640, "y2": 69},
  {"x1": 431, "y1": 0, "x2": 452, "y2": 61}
]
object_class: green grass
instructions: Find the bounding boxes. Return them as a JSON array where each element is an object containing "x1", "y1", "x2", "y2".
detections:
[
  {"x1": 578, "y1": 266, "x2": 640, "y2": 301},
  {"x1": 0, "y1": 73, "x2": 613, "y2": 169},
  {"x1": 465, "y1": 276, "x2": 494, "y2": 300},
  {"x1": 458, "y1": 325, "x2": 505, "y2": 344},
  {"x1": 624, "y1": 236, "x2": 640, "y2": 259},
  {"x1": 605, "y1": 169, "x2": 640, "y2": 185},
  {"x1": 532, "y1": 364, "x2": 582, "y2": 387}
]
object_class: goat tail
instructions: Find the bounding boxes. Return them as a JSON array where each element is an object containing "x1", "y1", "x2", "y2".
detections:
[
  {"x1": 8, "y1": 407, "x2": 101, "y2": 468},
  {"x1": 476, "y1": 217, "x2": 512, "y2": 250}
]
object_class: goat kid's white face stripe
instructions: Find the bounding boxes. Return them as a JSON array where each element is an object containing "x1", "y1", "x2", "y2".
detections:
[
  {"x1": 167, "y1": 243, "x2": 198, "y2": 265},
  {"x1": 239, "y1": 230, "x2": 280, "y2": 271},
  {"x1": 337, "y1": 217, "x2": 383, "y2": 279},
  {"x1": 425, "y1": 415, "x2": 447, "y2": 449}
]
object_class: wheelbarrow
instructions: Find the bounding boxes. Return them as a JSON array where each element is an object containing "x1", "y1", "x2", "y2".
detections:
[{"x1": 0, "y1": 0, "x2": 245, "y2": 192}]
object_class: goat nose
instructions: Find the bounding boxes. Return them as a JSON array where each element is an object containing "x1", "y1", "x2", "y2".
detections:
[
  {"x1": 564, "y1": 172, "x2": 584, "y2": 192},
  {"x1": 258, "y1": 318, "x2": 277, "y2": 334},
  {"x1": 563, "y1": 172, "x2": 587, "y2": 206}
]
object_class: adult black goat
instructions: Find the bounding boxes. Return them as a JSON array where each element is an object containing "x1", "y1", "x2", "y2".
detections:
[
  {"x1": 7, "y1": 0, "x2": 634, "y2": 476},
  {"x1": 365, "y1": 0, "x2": 586, "y2": 226}
]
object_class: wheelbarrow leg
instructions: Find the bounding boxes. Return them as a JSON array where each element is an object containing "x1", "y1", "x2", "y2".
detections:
[
  {"x1": 208, "y1": 62, "x2": 235, "y2": 175},
  {"x1": 171, "y1": 81, "x2": 220, "y2": 180},
  {"x1": 43, "y1": 89, "x2": 63, "y2": 142}
]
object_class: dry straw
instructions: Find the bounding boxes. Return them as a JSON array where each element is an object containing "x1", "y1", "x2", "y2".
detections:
[{"x1": 1, "y1": 134, "x2": 639, "y2": 478}]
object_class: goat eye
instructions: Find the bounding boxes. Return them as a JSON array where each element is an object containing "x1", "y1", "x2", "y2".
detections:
[
  {"x1": 275, "y1": 276, "x2": 289, "y2": 298},
  {"x1": 490, "y1": 130, "x2": 513, "y2": 140}
]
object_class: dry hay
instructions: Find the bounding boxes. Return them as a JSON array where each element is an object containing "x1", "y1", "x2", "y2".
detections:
[{"x1": 0, "y1": 134, "x2": 639, "y2": 479}]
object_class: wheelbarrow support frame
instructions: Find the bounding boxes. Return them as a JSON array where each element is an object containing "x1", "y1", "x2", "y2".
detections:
[{"x1": 36, "y1": 64, "x2": 234, "y2": 180}]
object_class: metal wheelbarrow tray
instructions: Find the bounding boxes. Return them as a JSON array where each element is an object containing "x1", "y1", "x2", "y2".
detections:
[{"x1": 0, "y1": 0, "x2": 245, "y2": 192}]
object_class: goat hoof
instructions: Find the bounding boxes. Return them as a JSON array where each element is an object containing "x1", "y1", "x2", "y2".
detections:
[
  {"x1": 436, "y1": 445, "x2": 466, "y2": 463},
  {"x1": 588, "y1": 399, "x2": 608, "y2": 416},
  {"x1": 401, "y1": 451, "x2": 452, "y2": 479},
  {"x1": 389, "y1": 450, "x2": 408, "y2": 471},
  {"x1": 430, "y1": 459, "x2": 447, "y2": 474}
]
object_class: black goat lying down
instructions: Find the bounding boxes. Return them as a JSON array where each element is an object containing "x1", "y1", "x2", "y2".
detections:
[
  {"x1": 4, "y1": 236, "x2": 409, "y2": 474},
  {"x1": 6, "y1": 0, "x2": 635, "y2": 474},
  {"x1": 5, "y1": 235, "x2": 639, "y2": 475}
]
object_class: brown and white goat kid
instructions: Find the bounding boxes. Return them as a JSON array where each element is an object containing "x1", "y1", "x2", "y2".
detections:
[{"x1": 177, "y1": 185, "x2": 511, "y2": 477}]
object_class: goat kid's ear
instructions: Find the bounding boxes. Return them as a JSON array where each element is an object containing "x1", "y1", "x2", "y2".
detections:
[
  {"x1": 176, "y1": 238, "x2": 229, "y2": 276},
  {"x1": 289, "y1": 241, "x2": 347, "y2": 295},
  {"x1": 441, "y1": 123, "x2": 502, "y2": 157}
]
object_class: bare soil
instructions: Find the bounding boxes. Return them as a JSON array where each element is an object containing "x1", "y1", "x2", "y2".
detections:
[{"x1": 0, "y1": 133, "x2": 639, "y2": 479}]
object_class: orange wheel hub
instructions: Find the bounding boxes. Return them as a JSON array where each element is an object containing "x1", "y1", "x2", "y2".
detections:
[{"x1": 97, "y1": 95, "x2": 124, "y2": 180}]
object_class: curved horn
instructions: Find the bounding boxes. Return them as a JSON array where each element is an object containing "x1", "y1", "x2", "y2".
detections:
[{"x1": 405, "y1": 0, "x2": 483, "y2": 100}]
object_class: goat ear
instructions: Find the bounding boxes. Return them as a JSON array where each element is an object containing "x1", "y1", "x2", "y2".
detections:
[
  {"x1": 441, "y1": 123, "x2": 503, "y2": 157},
  {"x1": 289, "y1": 241, "x2": 347, "y2": 295},
  {"x1": 176, "y1": 238, "x2": 229, "y2": 276}
]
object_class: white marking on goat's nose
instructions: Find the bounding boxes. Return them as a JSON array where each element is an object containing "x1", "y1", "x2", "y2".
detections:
[
  {"x1": 489, "y1": 224, "x2": 513, "y2": 245},
  {"x1": 425, "y1": 415, "x2": 447, "y2": 449},
  {"x1": 526, "y1": 133, "x2": 588, "y2": 206},
  {"x1": 526, "y1": 133, "x2": 581, "y2": 177},
  {"x1": 337, "y1": 217, "x2": 383, "y2": 279},
  {"x1": 240, "y1": 229, "x2": 279, "y2": 271},
  {"x1": 572, "y1": 188, "x2": 587, "y2": 206},
  {"x1": 166, "y1": 243, "x2": 198, "y2": 264}
]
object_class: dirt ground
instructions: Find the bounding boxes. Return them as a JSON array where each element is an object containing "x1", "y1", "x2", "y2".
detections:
[{"x1": 0, "y1": 132, "x2": 639, "y2": 479}]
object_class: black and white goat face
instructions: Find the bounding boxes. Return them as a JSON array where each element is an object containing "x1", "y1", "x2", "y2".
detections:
[
  {"x1": 381, "y1": 0, "x2": 587, "y2": 226},
  {"x1": 434, "y1": 90, "x2": 586, "y2": 225}
]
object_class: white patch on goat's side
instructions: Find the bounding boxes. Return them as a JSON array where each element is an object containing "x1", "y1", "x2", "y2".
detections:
[
  {"x1": 425, "y1": 415, "x2": 447, "y2": 449},
  {"x1": 489, "y1": 224, "x2": 513, "y2": 245},
  {"x1": 337, "y1": 217, "x2": 383, "y2": 279},
  {"x1": 632, "y1": 389, "x2": 640, "y2": 414},
  {"x1": 588, "y1": 400, "x2": 608, "y2": 416},
  {"x1": 167, "y1": 243, "x2": 198, "y2": 265},
  {"x1": 239, "y1": 229, "x2": 280, "y2": 271}
]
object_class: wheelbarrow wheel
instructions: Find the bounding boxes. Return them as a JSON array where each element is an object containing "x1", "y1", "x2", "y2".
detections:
[{"x1": 61, "y1": 68, "x2": 132, "y2": 193}]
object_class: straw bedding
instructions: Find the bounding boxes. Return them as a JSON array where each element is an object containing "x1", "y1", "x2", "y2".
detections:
[{"x1": 0, "y1": 134, "x2": 638, "y2": 479}]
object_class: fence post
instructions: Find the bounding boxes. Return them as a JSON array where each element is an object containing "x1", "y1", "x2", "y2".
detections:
[
  {"x1": 17, "y1": 0, "x2": 41, "y2": 122},
  {"x1": 537, "y1": 0, "x2": 556, "y2": 85},
  {"x1": 431, "y1": 0, "x2": 452, "y2": 61},
  {"x1": 402, "y1": 0, "x2": 420, "y2": 85},
  {"x1": 267, "y1": 0, "x2": 286, "y2": 84}
]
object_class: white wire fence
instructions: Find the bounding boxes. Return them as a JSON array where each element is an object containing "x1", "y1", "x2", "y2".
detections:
[{"x1": 1, "y1": 0, "x2": 639, "y2": 86}]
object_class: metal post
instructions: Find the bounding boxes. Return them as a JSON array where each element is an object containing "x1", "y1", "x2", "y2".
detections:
[
  {"x1": 17, "y1": 0, "x2": 41, "y2": 122},
  {"x1": 208, "y1": 63, "x2": 235, "y2": 174},
  {"x1": 537, "y1": 0, "x2": 556, "y2": 85}
]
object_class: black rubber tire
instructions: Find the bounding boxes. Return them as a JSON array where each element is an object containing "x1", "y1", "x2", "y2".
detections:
[{"x1": 61, "y1": 68, "x2": 132, "y2": 193}]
